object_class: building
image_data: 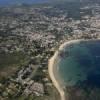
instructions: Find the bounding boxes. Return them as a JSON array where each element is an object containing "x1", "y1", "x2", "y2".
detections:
[{"x1": 30, "y1": 82, "x2": 44, "y2": 96}]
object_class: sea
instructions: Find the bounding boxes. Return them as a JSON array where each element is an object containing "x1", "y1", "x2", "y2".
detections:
[{"x1": 57, "y1": 40, "x2": 100, "y2": 88}]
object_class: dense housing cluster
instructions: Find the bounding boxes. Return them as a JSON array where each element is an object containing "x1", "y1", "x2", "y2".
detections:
[{"x1": 0, "y1": 2, "x2": 100, "y2": 100}]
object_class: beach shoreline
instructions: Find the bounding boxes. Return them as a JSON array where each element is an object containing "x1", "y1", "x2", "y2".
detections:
[
  {"x1": 48, "y1": 39, "x2": 83, "y2": 100},
  {"x1": 48, "y1": 39, "x2": 100, "y2": 100},
  {"x1": 48, "y1": 50, "x2": 65, "y2": 100}
]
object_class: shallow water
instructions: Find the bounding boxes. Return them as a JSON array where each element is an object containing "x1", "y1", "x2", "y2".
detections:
[{"x1": 57, "y1": 40, "x2": 100, "y2": 87}]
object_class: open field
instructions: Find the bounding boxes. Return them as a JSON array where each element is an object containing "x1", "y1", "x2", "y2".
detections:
[{"x1": 0, "y1": 52, "x2": 29, "y2": 80}]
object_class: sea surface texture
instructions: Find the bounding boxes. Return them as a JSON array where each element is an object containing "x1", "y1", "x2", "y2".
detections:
[{"x1": 58, "y1": 40, "x2": 100, "y2": 88}]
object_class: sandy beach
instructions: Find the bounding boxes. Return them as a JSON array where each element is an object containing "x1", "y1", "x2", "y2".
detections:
[
  {"x1": 48, "y1": 50, "x2": 65, "y2": 100},
  {"x1": 48, "y1": 40, "x2": 83, "y2": 100},
  {"x1": 48, "y1": 39, "x2": 100, "y2": 100}
]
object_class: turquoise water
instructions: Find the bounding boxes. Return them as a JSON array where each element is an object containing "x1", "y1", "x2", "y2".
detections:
[{"x1": 58, "y1": 40, "x2": 100, "y2": 87}]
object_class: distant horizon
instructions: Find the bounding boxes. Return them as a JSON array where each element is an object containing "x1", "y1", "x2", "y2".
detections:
[
  {"x1": 0, "y1": 0, "x2": 50, "y2": 6},
  {"x1": 0, "y1": 0, "x2": 84, "y2": 7},
  {"x1": 0, "y1": 0, "x2": 99, "y2": 7}
]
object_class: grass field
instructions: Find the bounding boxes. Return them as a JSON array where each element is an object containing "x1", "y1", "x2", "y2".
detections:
[{"x1": 0, "y1": 52, "x2": 29, "y2": 80}]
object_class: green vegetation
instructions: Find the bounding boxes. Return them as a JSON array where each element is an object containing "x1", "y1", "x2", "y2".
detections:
[
  {"x1": 0, "y1": 52, "x2": 29, "y2": 80},
  {"x1": 16, "y1": 86, "x2": 60, "y2": 100}
]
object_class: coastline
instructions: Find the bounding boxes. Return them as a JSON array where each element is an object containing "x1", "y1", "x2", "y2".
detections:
[
  {"x1": 48, "y1": 38, "x2": 100, "y2": 100},
  {"x1": 48, "y1": 50, "x2": 65, "y2": 100},
  {"x1": 48, "y1": 39, "x2": 83, "y2": 100}
]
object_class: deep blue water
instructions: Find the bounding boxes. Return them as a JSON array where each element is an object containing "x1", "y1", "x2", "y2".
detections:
[{"x1": 57, "y1": 40, "x2": 100, "y2": 88}]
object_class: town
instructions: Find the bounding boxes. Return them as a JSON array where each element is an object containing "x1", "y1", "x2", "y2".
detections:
[{"x1": 0, "y1": 2, "x2": 100, "y2": 100}]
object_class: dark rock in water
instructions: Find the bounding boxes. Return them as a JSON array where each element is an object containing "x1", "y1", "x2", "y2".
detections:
[{"x1": 59, "y1": 50, "x2": 70, "y2": 58}]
